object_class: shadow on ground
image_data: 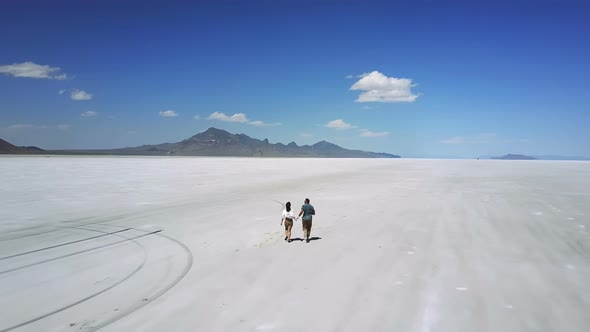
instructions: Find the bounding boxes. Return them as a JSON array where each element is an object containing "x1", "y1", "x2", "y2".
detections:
[{"x1": 288, "y1": 237, "x2": 322, "y2": 242}]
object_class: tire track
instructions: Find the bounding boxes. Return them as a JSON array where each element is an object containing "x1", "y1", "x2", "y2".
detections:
[
  {"x1": 92, "y1": 229, "x2": 193, "y2": 331},
  {"x1": 0, "y1": 216, "x2": 127, "y2": 242},
  {"x1": 0, "y1": 216, "x2": 95, "y2": 235},
  {"x1": 0, "y1": 228, "x2": 131, "y2": 261},
  {"x1": 271, "y1": 199, "x2": 284, "y2": 207},
  {"x1": 1, "y1": 218, "x2": 193, "y2": 332},
  {"x1": 0, "y1": 227, "x2": 148, "y2": 332},
  {"x1": 0, "y1": 230, "x2": 161, "y2": 276},
  {"x1": 62, "y1": 223, "x2": 194, "y2": 332},
  {"x1": 1, "y1": 197, "x2": 239, "y2": 242},
  {"x1": 0, "y1": 212, "x2": 152, "y2": 243}
]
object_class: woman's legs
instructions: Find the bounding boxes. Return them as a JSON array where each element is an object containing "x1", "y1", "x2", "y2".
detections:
[
  {"x1": 284, "y1": 222, "x2": 289, "y2": 240},
  {"x1": 285, "y1": 219, "x2": 293, "y2": 242}
]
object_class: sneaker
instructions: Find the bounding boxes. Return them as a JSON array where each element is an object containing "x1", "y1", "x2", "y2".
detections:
[
  {"x1": 306, "y1": 238, "x2": 310, "y2": 243},
  {"x1": 288, "y1": 239, "x2": 291, "y2": 243},
  {"x1": 284, "y1": 236, "x2": 288, "y2": 241}
]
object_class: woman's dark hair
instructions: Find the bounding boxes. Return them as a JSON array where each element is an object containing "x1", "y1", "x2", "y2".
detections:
[{"x1": 286, "y1": 201, "x2": 291, "y2": 212}]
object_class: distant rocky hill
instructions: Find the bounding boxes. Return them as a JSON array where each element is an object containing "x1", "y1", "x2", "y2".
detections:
[
  {"x1": 491, "y1": 154, "x2": 537, "y2": 160},
  {"x1": 0, "y1": 138, "x2": 44, "y2": 154},
  {"x1": 50, "y1": 127, "x2": 401, "y2": 158}
]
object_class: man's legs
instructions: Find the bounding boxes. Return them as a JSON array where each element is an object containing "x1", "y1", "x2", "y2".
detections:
[
  {"x1": 302, "y1": 220, "x2": 307, "y2": 240},
  {"x1": 302, "y1": 220, "x2": 312, "y2": 241}
]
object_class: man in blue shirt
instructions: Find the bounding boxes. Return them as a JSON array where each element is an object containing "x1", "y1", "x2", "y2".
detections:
[{"x1": 298, "y1": 198, "x2": 315, "y2": 243}]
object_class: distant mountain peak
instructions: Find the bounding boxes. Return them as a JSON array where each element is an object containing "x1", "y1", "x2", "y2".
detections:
[
  {"x1": 204, "y1": 127, "x2": 228, "y2": 134},
  {"x1": 312, "y1": 140, "x2": 341, "y2": 149},
  {"x1": 186, "y1": 127, "x2": 232, "y2": 140},
  {"x1": 201, "y1": 127, "x2": 233, "y2": 137},
  {"x1": 491, "y1": 154, "x2": 537, "y2": 160}
]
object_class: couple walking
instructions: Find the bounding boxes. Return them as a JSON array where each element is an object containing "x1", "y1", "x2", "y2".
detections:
[{"x1": 280, "y1": 198, "x2": 315, "y2": 243}]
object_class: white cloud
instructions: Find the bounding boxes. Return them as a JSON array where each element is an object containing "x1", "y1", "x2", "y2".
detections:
[
  {"x1": 81, "y1": 111, "x2": 97, "y2": 117},
  {"x1": 207, "y1": 112, "x2": 280, "y2": 126},
  {"x1": 59, "y1": 89, "x2": 66, "y2": 94},
  {"x1": 346, "y1": 75, "x2": 354, "y2": 79},
  {"x1": 248, "y1": 120, "x2": 281, "y2": 127},
  {"x1": 325, "y1": 119, "x2": 355, "y2": 130},
  {"x1": 159, "y1": 110, "x2": 178, "y2": 117},
  {"x1": 359, "y1": 129, "x2": 389, "y2": 137},
  {"x1": 193, "y1": 115, "x2": 201, "y2": 120},
  {"x1": 71, "y1": 89, "x2": 93, "y2": 100},
  {"x1": 0, "y1": 61, "x2": 68, "y2": 80},
  {"x1": 439, "y1": 133, "x2": 496, "y2": 144},
  {"x1": 207, "y1": 112, "x2": 249, "y2": 123},
  {"x1": 350, "y1": 71, "x2": 418, "y2": 103}
]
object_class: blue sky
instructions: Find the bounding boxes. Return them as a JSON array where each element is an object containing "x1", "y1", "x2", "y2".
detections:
[{"x1": 1, "y1": 0, "x2": 589, "y2": 158}]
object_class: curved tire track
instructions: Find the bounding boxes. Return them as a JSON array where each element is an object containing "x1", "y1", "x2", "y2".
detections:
[
  {"x1": 0, "y1": 230, "x2": 161, "y2": 276},
  {"x1": 0, "y1": 228, "x2": 131, "y2": 261},
  {"x1": 0, "y1": 217, "x2": 95, "y2": 235},
  {"x1": 92, "y1": 228, "x2": 194, "y2": 331},
  {"x1": 0, "y1": 227, "x2": 148, "y2": 332},
  {"x1": 0, "y1": 215, "x2": 129, "y2": 242},
  {"x1": 0, "y1": 221, "x2": 193, "y2": 332}
]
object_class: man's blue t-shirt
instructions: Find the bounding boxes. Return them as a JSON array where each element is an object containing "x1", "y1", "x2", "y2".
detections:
[{"x1": 301, "y1": 203, "x2": 315, "y2": 221}]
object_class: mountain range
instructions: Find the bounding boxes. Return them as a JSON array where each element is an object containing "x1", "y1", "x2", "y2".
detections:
[
  {"x1": 486, "y1": 154, "x2": 590, "y2": 161},
  {"x1": 1, "y1": 128, "x2": 400, "y2": 158},
  {"x1": 0, "y1": 138, "x2": 44, "y2": 154},
  {"x1": 491, "y1": 154, "x2": 538, "y2": 160}
]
